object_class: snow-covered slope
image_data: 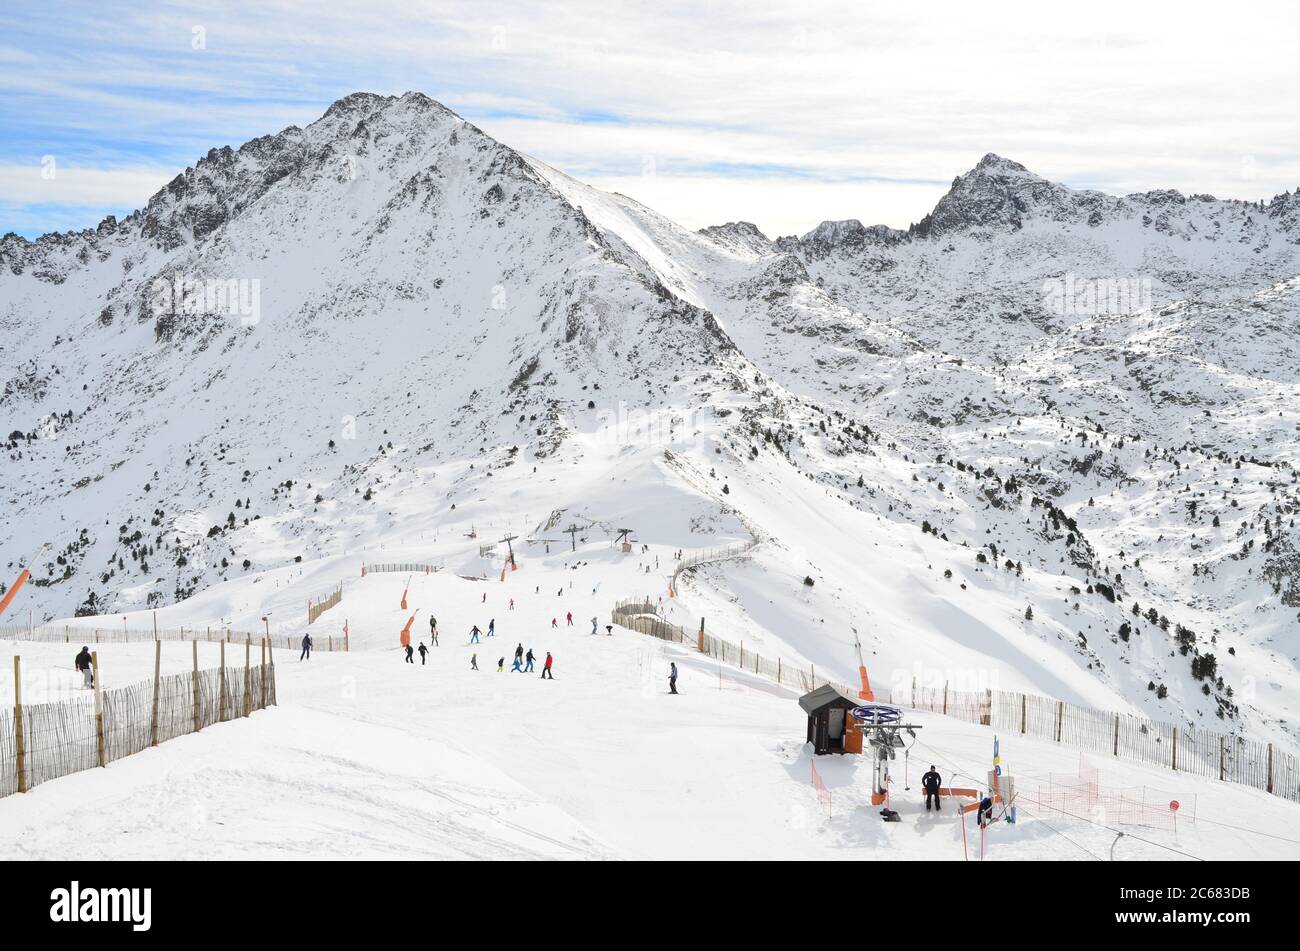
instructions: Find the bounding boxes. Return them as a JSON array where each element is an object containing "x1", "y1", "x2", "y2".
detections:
[{"x1": 3, "y1": 93, "x2": 1298, "y2": 759}]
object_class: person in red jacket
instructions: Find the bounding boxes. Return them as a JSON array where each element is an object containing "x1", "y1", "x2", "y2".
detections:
[
  {"x1": 541, "y1": 652, "x2": 554, "y2": 680},
  {"x1": 565, "y1": 611, "x2": 573, "y2": 626}
]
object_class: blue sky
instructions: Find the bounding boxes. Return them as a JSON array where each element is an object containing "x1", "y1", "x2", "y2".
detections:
[{"x1": 3, "y1": 0, "x2": 1297, "y2": 239}]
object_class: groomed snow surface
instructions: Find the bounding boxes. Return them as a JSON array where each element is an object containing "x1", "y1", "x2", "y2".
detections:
[{"x1": 2, "y1": 540, "x2": 1296, "y2": 861}]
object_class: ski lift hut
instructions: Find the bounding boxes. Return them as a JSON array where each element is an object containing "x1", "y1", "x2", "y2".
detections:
[{"x1": 799, "y1": 684, "x2": 864, "y2": 755}]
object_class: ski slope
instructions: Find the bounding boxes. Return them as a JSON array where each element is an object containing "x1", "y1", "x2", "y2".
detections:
[{"x1": 2, "y1": 533, "x2": 1297, "y2": 860}]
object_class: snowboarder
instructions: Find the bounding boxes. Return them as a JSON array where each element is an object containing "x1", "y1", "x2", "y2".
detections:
[
  {"x1": 524, "y1": 648, "x2": 535, "y2": 672},
  {"x1": 404, "y1": 644, "x2": 415, "y2": 664},
  {"x1": 75, "y1": 646, "x2": 93, "y2": 689},
  {"x1": 922, "y1": 766, "x2": 942, "y2": 811},
  {"x1": 541, "y1": 652, "x2": 554, "y2": 679},
  {"x1": 487, "y1": 618, "x2": 495, "y2": 637},
  {"x1": 668, "y1": 661, "x2": 678, "y2": 694},
  {"x1": 470, "y1": 625, "x2": 481, "y2": 643},
  {"x1": 300, "y1": 633, "x2": 312, "y2": 661},
  {"x1": 471, "y1": 653, "x2": 479, "y2": 670},
  {"x1": 418, "y1": 642, "x2": 428, "y2": 665}
]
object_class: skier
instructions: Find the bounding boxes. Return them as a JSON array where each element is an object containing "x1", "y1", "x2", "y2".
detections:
[
  {"x1": 488, "y1": 618, "x2": 495, "y2": 637},
  {"x1": 977, "y1": 794, "x2": 995, "y2": 827},
  {"x1": 550, "y1": 617, "x2": 558, "y2": 629},
  {"x1": 511, "y1": 656, "x2": 523, "y2": 673},
  {"x1": 404, "y1": 644, "x2": 415, "y2": 664},
  {"x1": 514, "y1": 643, "x2": 524, "y2": 663},
  {"x1": 429, "y1": 615, "x2": 438, "y2": 645},
  {"x1": 541, "y1": 652, "x2": 554, "y2": 680},
  {"x1": 498, "y1": 657, "x2": 506, "y2": 673},
  {"x1": 668, "y1": 661, "x2": 678, "y2": 694},
  {"x1": 470, "y1": 653, "x2": 479, "y2": 671},
  {"x1": 418, "y1": 642, "x2": 428, "y2": 665},
  {"x1": 482, "y1": 592, "x2": 487, "y2": 603},
  {"x1": 921, "y1": 765, "x2": 943, "y2": 812},
  {"x1": 566, "y1": 611, "x2": 573, "y2": 627},
  {"x1": 300, "y1": 633, "x2": 312, "y2": 661},
  {"x1": 74, "y1": 646, "x2": 94, "y2": 689},
  {"x1": 509, "y1": 598, "x2": 515, "y2": 611},
  {"x1": 470, "y1": 625, "x2": 481, "y2": 643},
  {"x1": 524, "y1": 648, "x2": 535, "y2": 672},
  {"x1": 590, "y1": 616, "x2": 598, "y2": 635}
]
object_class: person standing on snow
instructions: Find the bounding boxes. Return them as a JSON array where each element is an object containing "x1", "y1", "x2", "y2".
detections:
[
  {"x1": 550, "y1": 617, "x2": 558, "y2": 629},
  {"x1": 921, "y1": 766, "x2": 943, "y2": 812},
  {"x1": 669, "y1": 661, "x2": 678, "y2": 694},
  {"x1": 470, "y1": 625, "x2": 481, "y2": 643},
  {"x1": 510, "y1": 656, "x2": 523, "y2": 673},
  {"x1": 565, "y1": 611, "x2": 573, "y2": 626},
  {"x1": 75, "y1": 646, "x2": 94, "y2": 689},
  {"x1": 300, "y1": 633, "x2": 313, "y2": 661},
  {"x1": 514, "y1": 643, "x2": 524, "y2": 663},
  {"x1": 525, "y1": 648, "x2": 535, "y2": 672},
  {"x1": 509, "y1": 598, "x2": 515, "y2": 611},
  {"x1": 404, "y1": 644, "x2": 415, "y2": 664},
  {"x1": 470, "y1": 653, "x2": 478, "y2": 671},
  {"x1": 540, "y1": 652, "x2": 554, "y2": 680},
  {"x1": 482, "y1": 592, "x2": 487, "y2": 603},
  {"x1": 498, "y1": 657, "x2": 506, "y2": 672},
  {"x1": 429, "y1": 615, "x2": 438, "y2": 645},
  {"x1": 488, "y1": 618, "x2": 495, "y2": 637},
  {"x1": 418, "y1": 642, "x2": 429, "y2": 665},
  {"x1": 590, "y1": 616, "x2": 599, "y2": 635}
]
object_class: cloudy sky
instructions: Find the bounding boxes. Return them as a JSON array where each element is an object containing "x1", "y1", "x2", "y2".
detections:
[{"x1": 3, "y1": 0, "x2": 1298, "y2": 239}]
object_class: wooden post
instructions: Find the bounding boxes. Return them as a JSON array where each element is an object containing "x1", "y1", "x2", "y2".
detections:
[
  {"x1": 92, "y1": 651, "x2": 105, "y2": 767},
  {"x1": 191, "y1": 640, "x2": 201, "y2": 733},
  {"x1": 1113, "y1": 713, "x2": 1120, "y2": 756},
  {"x1": 698, "y1": 618, "x2": 705, "y2": 653},
  {"x1": 344, "y1": 623, "x2": 349, "y2": 652},
  {"x1": 1056, "y1": 701, "x2": 1064, "y2": 742},
  {"x1": 244, "y1": 637, "x2": 251, "y2": 718},
  {"x1": 150, "y1": 640, "x2": 161, "y2": 746},
  {"x1": 259, "y1": 638, "x2": 267, "y2": 711},
  {"x1": 943, "y1": 682, "x2": 949, "y2": 715},
  {"x1": 777, "y1": 657, "x2": 782, "y2": 684},
  {"x1": 218, "y1": 640, "x2": 227, "y2": 723},
  {"x1": 1219, "y1": 735, "x2": 1226, "y2": 782},
  {"x1": 1266, "y1": 743, "x2": 1274, "y2": 794},
  {"x1": 1020, "y1": 693, "x2": 1027, "y2": 734},
  {"x1": 1171, "y1": 727, "x2": 1178, "y2": 771},
  {"x1": 152, "y1": 610, "x2": 158, "y2": 641},
  {"x1": 13, "y1": 656, "x2": 26, "y2": 794}
]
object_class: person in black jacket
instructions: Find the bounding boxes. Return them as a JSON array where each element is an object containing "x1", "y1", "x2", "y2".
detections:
[
  {"x1": 75, "y1": 647, "x2": 93, "y2": 688},
  {"x1": 922, "y1": 765, "x2": 942, "y2": 811}
]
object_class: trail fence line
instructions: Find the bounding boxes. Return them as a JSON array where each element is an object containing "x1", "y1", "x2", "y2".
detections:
[
  {"x1": 0, "y1": 624, "x2": 349, "y2": 652},
  {"x1": 361, "y1": 562, "x2": 443, "y2": 577},
  {"x1": 307, "y1": 583, "x2": 342, "y2": 625},
  {"x1": 610, "y1": 597, "x2": 1300, "y2": 805},
  {"x1": 2, "y1": 646, "x2": 276, "y2": 799}
]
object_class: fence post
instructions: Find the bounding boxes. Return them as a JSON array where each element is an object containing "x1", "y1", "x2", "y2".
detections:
[
  {"x1": 244, "y1": 638, "x2": 251, "y2": 718},
  {"x1": 152, "y1": 610, "x2": 158, "y2": 641},
  {"x1": 191, "y1": 640, "x2": 201, "y2": 733},
  {"x1": 1266, "y1": 744, "x2": 1274, "y2": 794},
  {"x1": 150, "y1": 640, "x2": 161, "y2": 746},
  {"x1": 1171, "y1": 728, "x2": 1178, "y2": 771},
  {"x1": 777, "y1": 657, "x2": 782, "y2": 684},
  {"x1": 92, "y1": 651, "x2": 105, "y2": 767},
  {"x1": 943, "y1": 682, "x2": 949, "y2": 716},
  {"x1": 1113, "y1": 714, "x2": 1120, "y2": 756},
  {"x1": 259, "y1": 638, "x2": 267, "y2": 711},
  {"x1": 1219, "y1": 735, "x2": 1226, "y2": 782},
  {"x1": 218, "y1": 640, "x2": 227, "y2": 723},
  {"x1": 1056, "y1": 701, "x2": 1064, "y2": 742},
  {"x1": 1020, "y1": 693, "x2": 1027, "y2": 734},
  {"x1": 698, "y1": 618, "x2": 705, "y2": 653},
  {"x1": 13, "y1": 656, "x2": 26, "y2": 794}
]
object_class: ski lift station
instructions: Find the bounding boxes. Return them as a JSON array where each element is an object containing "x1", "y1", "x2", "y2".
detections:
[{"x1": 799, "y1": 684, "x2": 864, "y2": 755}]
